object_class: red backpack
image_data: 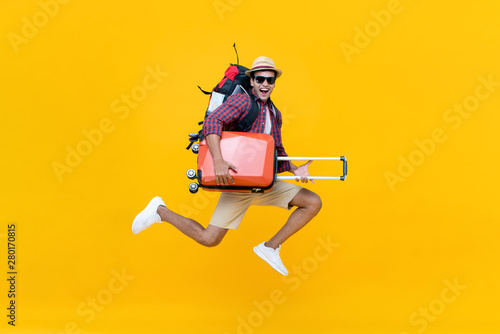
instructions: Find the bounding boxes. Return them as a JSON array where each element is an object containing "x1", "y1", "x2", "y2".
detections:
[{"x1": 187, "y1": 44, "x2": 260, "y2": 153}]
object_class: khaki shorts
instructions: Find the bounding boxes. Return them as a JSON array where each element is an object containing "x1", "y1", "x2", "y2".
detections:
[{"x1": 209, "y1": 181, "x2": 303, "y2": 230}]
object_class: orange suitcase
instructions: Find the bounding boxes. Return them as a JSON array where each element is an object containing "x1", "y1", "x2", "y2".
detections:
[
  {"x1": 193, "y1": 131, "x2": 277, "y2": 193},
  {"x1": 185, "y1": 132, "x2": 348, "y2": 193}
]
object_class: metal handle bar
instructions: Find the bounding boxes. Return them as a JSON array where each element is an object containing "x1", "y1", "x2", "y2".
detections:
[
  {"x1": 277, "y1": 156, "x2": 348, "y2": 181},
  {"x1": 277, "y1": 176, "x2": 343, "y2": 180},
  {"x1": 277, "y1": 157, "x2": 343, "y2": 161}
]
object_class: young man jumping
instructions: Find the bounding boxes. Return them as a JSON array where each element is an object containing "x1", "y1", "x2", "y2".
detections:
[{"x1": 132, "y1": 56, "x2": 322, "y2": 275}]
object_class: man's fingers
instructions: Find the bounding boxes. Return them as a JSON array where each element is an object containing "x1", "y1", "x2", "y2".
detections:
[
  {"x1": 227, "y1": 162, "x2": 236, "y2": 184},
  {"x1": 214, "y1": 160, "x2": 237, "y2": 185},
  {"x1": 216, "y1": 176, "x2": 224, "y2": 186},
  {"x1": 223, "y1": 174, "x2": 233, "y2": 185},
  {"x1": 226, "y1": 172, "x2": 235, "y2": 184},
  {"x1": 228, "y1": 162, "x2": 238, "y2": 172},
  {"x1": 216, "y1": 174, "x2": 234, "y2": 185}
]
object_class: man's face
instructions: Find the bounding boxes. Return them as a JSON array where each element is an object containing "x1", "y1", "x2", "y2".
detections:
[{"x1": 250, "y1": 70, "x2": 276, "y2": 102}]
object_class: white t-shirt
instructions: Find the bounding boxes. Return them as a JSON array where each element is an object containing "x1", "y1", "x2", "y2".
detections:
[{"x1": 264, "y1": 105, "x2": 275, "y2": 135}]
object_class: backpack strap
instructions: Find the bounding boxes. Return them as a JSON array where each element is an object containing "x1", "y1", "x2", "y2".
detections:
[
  {"x1": 197, "y1": 85, "x2": 211, "y2": 95},
  {"x1": 235, "y1": 97, "x2": 259, "y2": 132},
  {"x1": 235, "y1": 96, "x2": 279, "y2": 132},
  {"x1": 270, "y1": 100, "x2": 280, "y2": 125}
]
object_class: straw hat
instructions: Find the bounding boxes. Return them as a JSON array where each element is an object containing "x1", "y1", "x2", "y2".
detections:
[{"x1": 245, "y1": 56, "x2": 282, "y2": 78}]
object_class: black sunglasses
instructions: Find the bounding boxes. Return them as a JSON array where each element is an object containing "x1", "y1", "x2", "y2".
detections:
[{"x1": 254, "y1": 76, "x2": 276, "y2": 85}]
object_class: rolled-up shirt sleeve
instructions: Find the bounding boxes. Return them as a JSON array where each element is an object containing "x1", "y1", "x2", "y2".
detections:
[
  {"x1": 276, "y1": 148, "x2": 291, "y2": 173},
  {"x1": 273, "y1": 107, "x2": 291, "y2": 173}
]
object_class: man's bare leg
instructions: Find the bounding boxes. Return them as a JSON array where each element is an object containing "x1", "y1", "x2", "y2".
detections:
[
  {"x1": 265, "y1": 188, "x2": 322, "y2": 249},
  {"x1": 157, "y1": 206, "x2": 228, "y2": 247}
]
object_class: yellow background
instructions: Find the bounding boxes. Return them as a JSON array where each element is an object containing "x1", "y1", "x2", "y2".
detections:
[{"x1": 1, "y1": 0, "x2": 500, "y2": 333}]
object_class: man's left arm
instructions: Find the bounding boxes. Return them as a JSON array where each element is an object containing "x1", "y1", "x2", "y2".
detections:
[{"x1": 274, "y1": 107, "x2": 313, "y2": 183}]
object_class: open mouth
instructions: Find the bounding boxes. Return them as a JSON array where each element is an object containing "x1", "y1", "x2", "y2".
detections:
[{"x1": 260, "y1": 88, "x2": 269, "y2": 95}]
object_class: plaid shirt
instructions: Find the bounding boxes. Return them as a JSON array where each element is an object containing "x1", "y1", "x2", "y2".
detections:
[{"x1": 203, "y1": 92, "x2": 291, "y2": 173}]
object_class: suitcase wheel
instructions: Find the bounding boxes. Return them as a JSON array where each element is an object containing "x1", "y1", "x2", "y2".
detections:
[
  {"x1": 186, "y1": 168, "x2": 197, "y2": 180},
  {"x1": 191, "y1": 143, "x2": 199, "y2": 154},
  {"x1": 189, "y1": 182, "x2": 199, "y2": 194}
]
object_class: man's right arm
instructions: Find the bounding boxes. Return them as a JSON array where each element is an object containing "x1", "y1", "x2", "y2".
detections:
[
  {"x1": 203, "y1": 94, "x2": 250, "y2": 185},
  {"x1": 206, "y1": 134, "x2": 237, "y2": 186}
]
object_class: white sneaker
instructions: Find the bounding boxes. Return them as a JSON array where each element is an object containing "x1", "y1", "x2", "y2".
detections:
[
  {"x1": 132, "y1": 196, "x2": 165, "y2": 234},
  {"x1": 253, "y1": 242, "x2": 288, "y2": 276}
]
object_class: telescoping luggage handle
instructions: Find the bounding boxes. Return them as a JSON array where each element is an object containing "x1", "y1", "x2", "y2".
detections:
[{"x1": 276, "y1": 156, "x2": 348, "y2": 181}]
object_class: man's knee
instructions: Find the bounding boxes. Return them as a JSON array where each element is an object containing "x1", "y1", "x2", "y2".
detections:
[
  {"x1": 200, "y1": 227, "x2": 227, "y2": 247},
  {"x1": 293, "y1": 189, "x2": 322, "y2": 212},
  {"x1": 309, "y1": 192, "x2": 322, "y2": 213},
  {"x1": 201, "y1": 235, "x2": 222, "y2": 247}
]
